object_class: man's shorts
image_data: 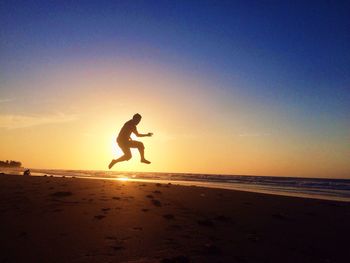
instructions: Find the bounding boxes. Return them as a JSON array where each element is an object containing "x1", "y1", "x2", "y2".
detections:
[{"x1": 117, "y1": 139, "x2": 143, "y2": 154}]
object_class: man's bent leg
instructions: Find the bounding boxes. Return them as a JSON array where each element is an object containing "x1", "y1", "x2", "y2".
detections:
[
  {"x1": 115, "y1": 153, "x2": 132, "y2": 162},
  {"x1": 108, "y1": 146, "x2": 132, "y2": 169},
  {"x1": 130, "y1": 141, "x2": 151, "y2": 164}
]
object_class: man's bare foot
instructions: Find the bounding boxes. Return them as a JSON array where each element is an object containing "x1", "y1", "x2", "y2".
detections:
[
  {"x1": 108, "y1": 159, "x2": 117, "y2": 169},
  {"x1": 141, "y1": 159, "x2": 151, "y2": 164}
]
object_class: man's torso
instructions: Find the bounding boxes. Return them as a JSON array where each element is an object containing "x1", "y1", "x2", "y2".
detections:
[{"x1": 117, "y1": 120, "x2": 136, "y2": 142}]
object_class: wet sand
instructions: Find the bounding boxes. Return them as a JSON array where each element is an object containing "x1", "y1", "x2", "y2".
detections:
[{"x1": 0, "y1": 174, "x2": 349, "y2": 263}]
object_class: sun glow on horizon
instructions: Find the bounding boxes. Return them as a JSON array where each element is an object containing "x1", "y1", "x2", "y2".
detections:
[{"x1": 116, "y1": 177, "x2": 130, "y2": 182}]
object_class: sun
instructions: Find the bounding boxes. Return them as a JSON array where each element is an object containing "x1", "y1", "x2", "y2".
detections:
[{"x1": 116, "y1": 177, "x2": 129, "y2": 182}]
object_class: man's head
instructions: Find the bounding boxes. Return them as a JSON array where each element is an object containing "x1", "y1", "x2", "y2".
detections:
[{"x1": 132, "y1": 113, "x2": 142, "y2": 125}]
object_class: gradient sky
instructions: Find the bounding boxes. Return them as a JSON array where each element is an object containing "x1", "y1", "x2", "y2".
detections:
[{"x1": 1, "y1": 1, "x2": 349, "y2": 178}]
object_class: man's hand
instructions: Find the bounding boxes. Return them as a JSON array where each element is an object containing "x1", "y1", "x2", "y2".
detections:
[{"x1": 147, "y1": 132, "x2": 153, "y2": 137}]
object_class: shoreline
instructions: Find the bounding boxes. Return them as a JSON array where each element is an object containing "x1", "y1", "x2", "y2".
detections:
[{"x1": 3, "y1": 171, "x2": 350, "y2": 202}]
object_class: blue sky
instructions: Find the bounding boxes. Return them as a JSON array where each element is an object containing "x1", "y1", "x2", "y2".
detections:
[{"x1": 1, "y1": 1, "x2": 349, "y2": 104}]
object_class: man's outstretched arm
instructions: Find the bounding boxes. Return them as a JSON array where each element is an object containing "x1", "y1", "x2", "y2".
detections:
[
  {"x1": 137, "y1": 133, "x2": 153, "y2": 137},
  {"x1": 133, "y1": 128, "x2": 153, "y2": 137}
]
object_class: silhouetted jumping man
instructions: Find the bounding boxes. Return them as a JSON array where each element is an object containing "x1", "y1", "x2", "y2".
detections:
[{"x1": 108, "y1": 113, "x2": 153, "y2": 169}]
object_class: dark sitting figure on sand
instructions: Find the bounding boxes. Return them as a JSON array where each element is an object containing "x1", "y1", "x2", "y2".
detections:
[
  {"x1": 109, "y1": 113, "x2": 153, "y2": 169},
  {"x1": 23, "y1": 169, "x2": 31, "y2": 176}
]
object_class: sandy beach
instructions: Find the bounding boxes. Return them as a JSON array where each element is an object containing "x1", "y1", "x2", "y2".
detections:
[{"x1": 0, "y1": 174, "x2": 349, "y2": 263}]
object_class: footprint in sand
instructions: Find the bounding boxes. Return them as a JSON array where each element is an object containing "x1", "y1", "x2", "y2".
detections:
[
  {"x1": 151, "y1": 199, "x2": 162, "y2": 207},
  {"x1": 204, "y1": 243, "x2": 221, "y2": 255},
  {"x1": 197, "y1": 218, "x2": 214, "y2": 227},
  {"x1": 50, "y1": 191, "x2": 72, "y2": 197},
  {"x1": 246, "y1": 232, "x2": 260, "y2": 242},
  {"x1": 170, "y1": 224, "x2": 182, "y2": 229},
  {"x1": 101, "y1": 208, "x2": 111, "y2": 213},
  {"x1": 105, "y1": 236, "x2": 125, "y2": 251},
  {"x1": 105, "y1": 236, "x2": 118, "y2": 240},
  {"x1": 18, "y1": 231, "x2": 28, "y2": 238},
  {"x1": 163, "y1": 214, "x2": 175, "y2": 220},
  {"x1": 124, "y1": 196, "x2": 134, "y2": 201},
  {"x1": 272, "y1": 212, "x2": 288, "y2": 220},
  {"x1": 111, "y1": 245, "x2": 124, "y2": 251},
  {"x1": 214, "y1": 215, "x2": 232, "y2": 223},
  {"x1": 160, "y1": 255, "x2": 189, "y2": 263}
]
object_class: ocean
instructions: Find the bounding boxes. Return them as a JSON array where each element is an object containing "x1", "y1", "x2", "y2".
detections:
[{"x1": 9, "y1": 169, "x2": 347, "y2": 202}]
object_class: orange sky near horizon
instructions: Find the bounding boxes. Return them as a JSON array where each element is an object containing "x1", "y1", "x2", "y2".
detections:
[{"x1": 1, "y1": 58, "x2": 349, "y2": 179}]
